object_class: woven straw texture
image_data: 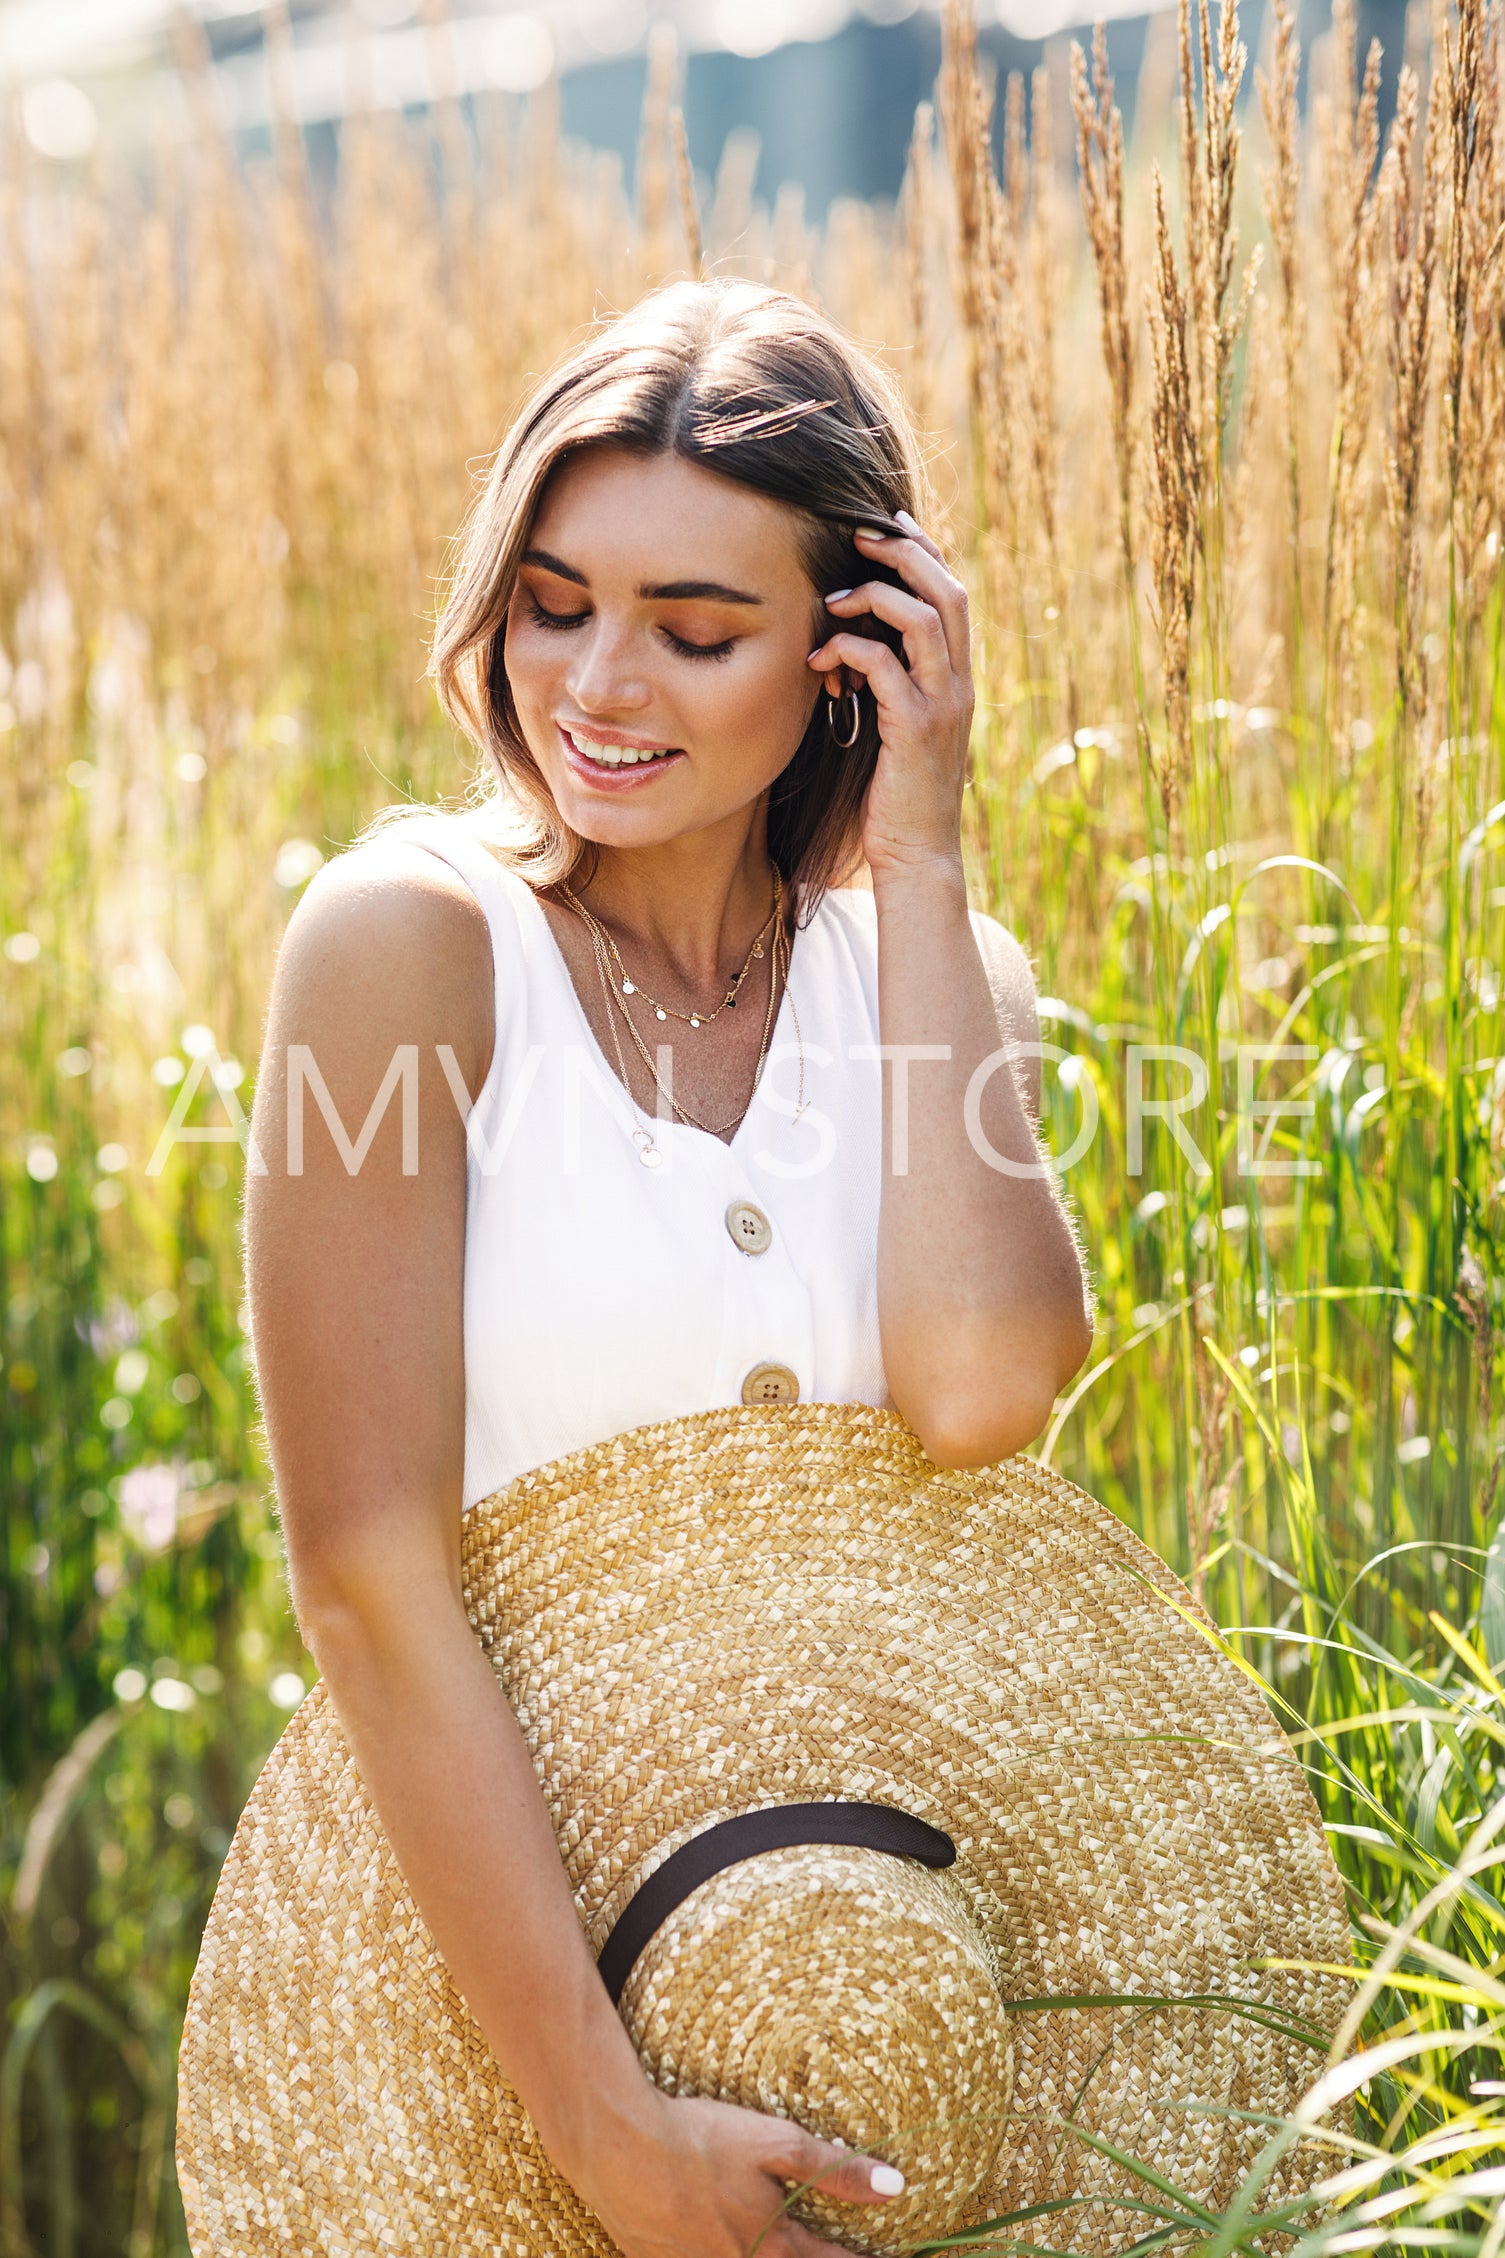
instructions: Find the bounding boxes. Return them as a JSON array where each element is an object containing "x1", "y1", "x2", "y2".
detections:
[{"x1": 177, "y1": 1401, "x2": 1351, "y2": 2256}]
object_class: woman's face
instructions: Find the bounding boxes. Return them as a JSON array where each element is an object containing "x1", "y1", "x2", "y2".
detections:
[{"x1": 503, "y1": 447, "x2": 826, "y2": 851}]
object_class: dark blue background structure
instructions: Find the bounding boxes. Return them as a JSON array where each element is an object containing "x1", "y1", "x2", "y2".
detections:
[{"x1": 561, "y1": 2, "x2": 1411, "y2": 217}]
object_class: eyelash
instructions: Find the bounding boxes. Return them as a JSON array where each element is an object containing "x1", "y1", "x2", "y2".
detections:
[{"x1": 525, "y1": 596, "x2": 737, "y2": 664}]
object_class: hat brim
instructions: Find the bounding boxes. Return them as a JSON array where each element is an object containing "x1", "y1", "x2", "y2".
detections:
[{"x1": 178, "y1": 1402, "x2": 1351, "y2": 2255}]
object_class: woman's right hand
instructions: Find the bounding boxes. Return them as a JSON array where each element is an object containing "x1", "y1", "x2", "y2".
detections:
[{"x1": 567, "y1": 2081, "x2": 905, "y2": 2258}]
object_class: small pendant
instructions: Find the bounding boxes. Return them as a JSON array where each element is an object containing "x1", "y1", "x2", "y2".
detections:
[
  {"x1": 725, "y1": 993, "x2": 736, "y2": 1008},
  {"x1": 622, "y1": 979, "x2": 635, "y2": 995},
  {"x1": 632, "y1": 1130, "x2": 662, "y2": 1168},
  {"x1": 656, "y1": 1007, "x2": 667, "y2": 1021},
  {"x1": 753, "y1": 942, "x2": 764, "y2": 958},
  {"x1": 689, "y1": 1015, "x2": 700, "y2": 1029}
]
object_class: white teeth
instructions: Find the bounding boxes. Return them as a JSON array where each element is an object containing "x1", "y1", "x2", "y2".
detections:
[{"x1": 568, "y1": 732, "x2": 675, "y2": 768}]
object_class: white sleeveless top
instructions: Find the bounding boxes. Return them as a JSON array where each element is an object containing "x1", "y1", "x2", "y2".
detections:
[{"x1": 374, "y1": 807, "x2": 897, "y2": 1509}]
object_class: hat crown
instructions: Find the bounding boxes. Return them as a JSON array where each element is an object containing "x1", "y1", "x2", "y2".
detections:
[{"x1": 621, "y1": 1842, "x2": 1013, "y2": 2256}]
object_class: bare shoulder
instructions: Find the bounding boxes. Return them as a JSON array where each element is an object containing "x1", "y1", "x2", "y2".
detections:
[
  {"x1": 290, "y1": 831, "x2": 492, "y2": 977},
  {"x1": 244, "y1": 832, "x2": 493, "y2": 1565},
  {"x1": 271, "y1": 833, "x2": 496, "y2": 1090},
  {"x1": 968, "y1": 909, "x2": 1043, "y2": 1121}
]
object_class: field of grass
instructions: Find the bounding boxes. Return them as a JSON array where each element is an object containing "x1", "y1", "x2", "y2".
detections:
[{"x1": 1, "y1": 0, "x2": 1503, "y2": 2250}]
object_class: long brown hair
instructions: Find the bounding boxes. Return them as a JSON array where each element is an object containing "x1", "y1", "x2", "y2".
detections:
[{"x1": 421, "y1": 279, "x2": 928, "y2": 922}]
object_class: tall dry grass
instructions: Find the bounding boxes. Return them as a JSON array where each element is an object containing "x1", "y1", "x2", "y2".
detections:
[{"x1": 1, "y1": 2, "x2": 1504, "y2": 2249}]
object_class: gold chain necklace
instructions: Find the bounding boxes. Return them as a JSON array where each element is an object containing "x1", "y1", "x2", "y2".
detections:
[
  {"x1": 574, "y1": 903, "x2": 784, "y2": 1144},
  {"x1": 559, "y1": 875, "x2": 782, "y2": 1030},
  {"x1": 578, "y1": 925, "x2": 673, "y2": 1168},
  {"x1": 558, "y1": 881, "x2": 800, "y2": 1158}
]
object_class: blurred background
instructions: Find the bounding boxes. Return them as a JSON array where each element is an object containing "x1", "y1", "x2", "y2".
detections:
[
  {"x1": 2, "y1": 0, "x2": 1503, "y2": 2253},
  {"x1": 4, "y1": 0, "x2": 1412, "y2": 209}
]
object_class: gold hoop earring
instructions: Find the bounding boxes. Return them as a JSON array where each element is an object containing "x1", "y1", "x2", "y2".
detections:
[{"x1": 827, "y1": 688, "x2": 861, "y2": 750}]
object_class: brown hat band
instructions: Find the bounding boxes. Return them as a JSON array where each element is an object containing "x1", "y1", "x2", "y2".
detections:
[
  {"x1": 595, "y1": 1806, "x2": 961, "y2": 2005},
  {"x1": 597, "y1": 1802, "x2": 956, "y2": 2004}
]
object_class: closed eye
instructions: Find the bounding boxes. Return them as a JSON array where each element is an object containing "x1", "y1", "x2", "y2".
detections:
[
  {"x1": 525, "y1": 592, "x2": 736, "y2": 661},
  {"x1": 526, "y1": 596, "x2": 589, "y2": 632},
  {"x1": 663, "y1": 628, "x2": 737, "y2": 662}
]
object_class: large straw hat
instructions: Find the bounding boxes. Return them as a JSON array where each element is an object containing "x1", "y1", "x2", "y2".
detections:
[{"x1": 177, "y1": 1402, "x2": 1350, "y2": 2256}]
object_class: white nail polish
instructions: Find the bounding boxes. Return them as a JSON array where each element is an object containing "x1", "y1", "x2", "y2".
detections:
[{"x1": 870, "y1": 2164, "x2": 905, "y2": 2196}]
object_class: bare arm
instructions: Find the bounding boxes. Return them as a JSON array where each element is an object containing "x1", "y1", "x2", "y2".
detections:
[
  {"x1": 244, "y1": 839, "x2": 896, "y2": 2258},
  {"x1": 812, "y1": 515, "x2": 1095, "y2": 1466},
  {"x1": 870, "y1": 870, "x2": 1095, "y2": 1465}
]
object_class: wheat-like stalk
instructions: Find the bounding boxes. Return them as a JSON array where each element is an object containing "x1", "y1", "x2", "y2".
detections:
[
  {"x1": 1385, "y1": 62, "x2": 1444, "y2": 744},
  {"x1": 1177, "y1": 0, "x2": 1252, "y2": 464},
  {"x1": 1070, "y1": 28, "x2": 1135, "y2": 603},
  {"x1": 939, "y1": 0, "x2": 989, "y2": 381},
  {"x1": 1444, "y1": 0, "x2": 1486, "y2": 503},
  {"x1": 671, "y1": 109, "x2": 704, "y2": 281},
  {"x1": 1023, "y1": 68, "x2": 1076, "y2": 734},
  {"x1": 1317, "y1": 0, "x2": 1385, "y2": 800},
  {"x1": 637, "y1": 23, "x2": 679, "y2": 284},
  {"x1": 1257, "y1": 0, "x2": 1304, "y2": 708},
  {"x1": 1448, "y1": 0, "x2": 1505, "y2": 688},
  {"x1": 1148, "y1": 163, "x2": 1199, "y2": 827},
  {"x1": 1069, "y1": 18, "x2": 1152, "y2": 795},
  {"x1": 901, "y1": 100, "x2": 934, "y2": 435},
  {"x1": 940, "y1": 3, "x2": 1025, "y2": 682}
]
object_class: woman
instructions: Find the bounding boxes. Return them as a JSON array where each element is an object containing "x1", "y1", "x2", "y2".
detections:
[{"x1": 244, "y1": 279, "x2": 1094, "y2": 2258}]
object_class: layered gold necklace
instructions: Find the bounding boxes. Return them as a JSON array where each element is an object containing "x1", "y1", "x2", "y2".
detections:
[
  {"x1": 556, "y1": 870, "x2": 804, "y2": 1166},
  {"x1": 569, "y1": 882, "x2": 782, "y2": 1030}
]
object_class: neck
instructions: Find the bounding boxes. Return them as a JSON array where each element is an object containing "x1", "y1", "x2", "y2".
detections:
[{"x1": 560, "y1": 818, "x2": 787, "y2": 994}]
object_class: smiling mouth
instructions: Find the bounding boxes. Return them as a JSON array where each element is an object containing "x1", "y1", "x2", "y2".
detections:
[{"x1": 563, "y1": 727, "x2": 685, "y2": 770}]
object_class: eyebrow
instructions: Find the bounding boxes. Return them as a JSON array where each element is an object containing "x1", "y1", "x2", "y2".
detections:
[{"x1": 522, "y1": 548, "x2": 763, "y2": 606}]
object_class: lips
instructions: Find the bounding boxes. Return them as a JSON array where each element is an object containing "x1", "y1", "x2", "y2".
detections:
[{"x1": 559, "y1": 725, "x2": 686, "y2": 786}]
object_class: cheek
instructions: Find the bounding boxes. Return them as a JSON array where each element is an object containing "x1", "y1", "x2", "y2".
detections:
[
  {"x1": 501, "y1": 622, "x2": 577, "y2": 743},
  {"x1": 701, "y1": 678, "x2": 794, "y2": 770},
  {"x1": 713, "y1": 636, "x2": 821, "y2": 743},
  {"x1": 501, "y1": 610, "x2": 547, "y2": 696}
]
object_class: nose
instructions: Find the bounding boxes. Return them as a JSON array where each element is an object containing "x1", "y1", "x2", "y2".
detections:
[{"x1": 566, "y1": 616, "x2": 652, "y2": 718}]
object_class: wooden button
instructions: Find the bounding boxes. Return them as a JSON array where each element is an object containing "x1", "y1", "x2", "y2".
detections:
[
  {"x1": 725, "y1": 1200, "x2": 773, "y2": 1257},
  {"x1": 741, "y1": 1362, "x2": 800, "y2": 1405}
]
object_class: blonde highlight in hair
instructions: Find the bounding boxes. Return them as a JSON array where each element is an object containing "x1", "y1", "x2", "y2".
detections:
[{"x1": 421, "y1": 278, "x2": 927, "y2": 921}]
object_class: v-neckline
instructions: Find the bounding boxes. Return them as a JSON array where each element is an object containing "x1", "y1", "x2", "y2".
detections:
[{"x1": 507, "y1": 860, "x2": 804, "y2": 1160}]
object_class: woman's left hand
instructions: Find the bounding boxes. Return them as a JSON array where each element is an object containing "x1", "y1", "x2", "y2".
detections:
[{"x1": 807, "y1": 509, "x2": 975, "y2": 882}]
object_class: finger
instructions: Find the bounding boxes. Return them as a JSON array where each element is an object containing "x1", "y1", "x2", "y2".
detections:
[
  {"x1": 764, "y1": 2129, "x2": 907, "y2": 2208},
  {"x1": 855, "y1": 533, "x2": 969, "y2": 672},
  {"x1": 805, "y1": 633, "x2": 920, "y2": 716},
  {"x1": 896, "y1": 507, "x2": 946, "y2": 561},
  {"x1": 853, "y1": 525, "x2": 970, "y2": 676},
  {"x1": 824, "y1": 581, "x2": 951, "y2": 688},
  {"x1": 853, "y1": 513, "x2": 944, "y2": 563}
]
